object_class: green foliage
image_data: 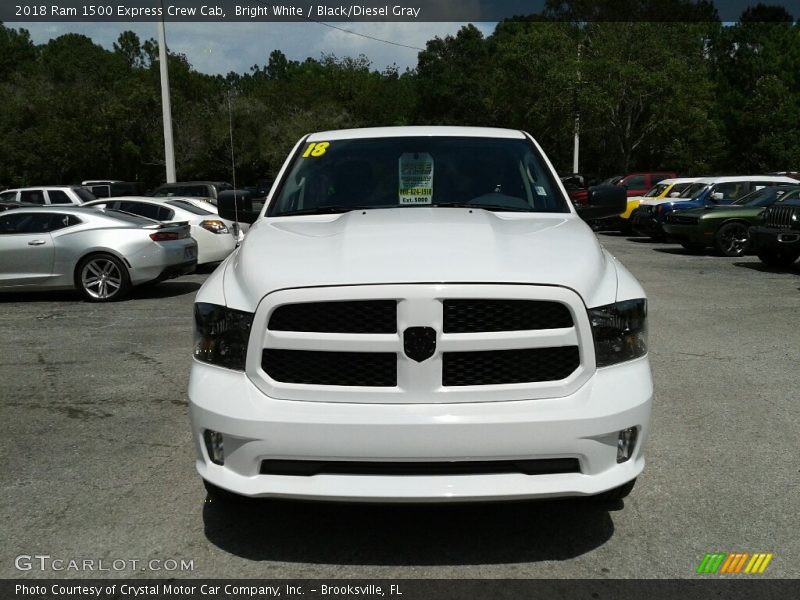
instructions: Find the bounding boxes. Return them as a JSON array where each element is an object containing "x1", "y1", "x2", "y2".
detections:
[{"x1": 1, "y1": 9, "x2": 799, "y2": 189}]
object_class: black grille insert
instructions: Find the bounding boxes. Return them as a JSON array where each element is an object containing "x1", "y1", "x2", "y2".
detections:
[
  {"x1": 443, "y1": 299, "x2": 573, "y2": 333},
  {"x1": 262, "y1": 349, "x2": 396, "y2": 387},
  {"x1": 764, "y1": 205, "x2": 798, "y2": 229},
  {"x1": 269, "y1": 300, "x2": 397, "y2": 334},
  {"x1": 260, "y1": 458, "x2": 581, "y2": 476},
  {"x1": 443, "y1": 346, "x2": 580, "y2": 386}
]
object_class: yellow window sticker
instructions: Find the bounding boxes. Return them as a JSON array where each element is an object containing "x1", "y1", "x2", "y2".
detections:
[
  {"x1": 302, "y1": 142, "x2": 330, "y2": 158},
  {"x1": 399, "y1": 153, "x2": 434, "y2": 205}
]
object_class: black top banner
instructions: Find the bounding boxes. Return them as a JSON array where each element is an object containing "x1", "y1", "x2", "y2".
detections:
[{"x1": 2, "y1": 0, "x2": 799, "y2": 22}]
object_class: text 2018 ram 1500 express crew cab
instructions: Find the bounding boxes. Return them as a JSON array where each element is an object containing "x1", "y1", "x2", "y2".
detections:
[{"x1": 189, "y1": 126, "x2": 652, "y2": 505}]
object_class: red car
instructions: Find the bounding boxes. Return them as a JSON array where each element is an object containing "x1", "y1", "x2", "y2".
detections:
[{"x1": 617, "y1": 172, "x2": 678, "y2": 197}]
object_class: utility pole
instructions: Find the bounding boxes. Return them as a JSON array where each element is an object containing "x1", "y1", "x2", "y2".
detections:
[
  {"x1": 158, "y1": 7, "x2": 176, "y2": 183},
  {"x1": 572, "y1": 40, "x2": 581, "y2": 175}
]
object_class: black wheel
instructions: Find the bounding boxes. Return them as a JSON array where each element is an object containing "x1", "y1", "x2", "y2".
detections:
[
  {"x1": 592, "y1": 478, "x2": 636, "y2": 503},
  {"x1": 203, "y1": 479, "x2": 246, "y2": 504},
  {"x1": 681, "y1": 242, "x2": 706, "y2": 254},
  {"x1": 619, "y1": 220, "x2": 633, "y2": 235},
  {"x1": 714, "y1": 222, "x2": 750, "y2": 257},
  {"x1": 756, "y1": 248, "x2": 800, "y2": 267},
  {"x1": 75, "y1": 253, "x2": 131, "y2": 302}
]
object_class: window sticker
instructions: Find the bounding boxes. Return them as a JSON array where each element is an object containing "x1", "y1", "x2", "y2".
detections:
[
  {"x1": 399, "y1": 153, "x2": 434, "y2": 205},
  {"x1": 535, "y1": 185, "x2": 547, "y2": 196},
  {"x1": 302, "y1": 142, "x2": 330, "y2": 158}
]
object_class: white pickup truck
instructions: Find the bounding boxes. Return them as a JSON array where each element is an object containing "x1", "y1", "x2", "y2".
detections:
[{"x1": 189, "y1": 126, "x2": 652, "y2": 505}]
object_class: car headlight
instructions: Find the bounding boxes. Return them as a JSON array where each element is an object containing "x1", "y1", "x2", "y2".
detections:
[
  {"x1": 200, "y1": 219, "x2": 230, "y2": 234},
  {"x1": 588, "y1": 299, "x2": 647, "y2": 367},
  {"x1": 194, "y1": 303, "x2": 253, "y2": 371}
]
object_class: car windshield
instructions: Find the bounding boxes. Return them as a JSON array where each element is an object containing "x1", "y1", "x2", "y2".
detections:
[
  {"x1": 677, "y1": 183, "x2": 708, "y2": 199},
  {"x1": 644, "y1": 183, "x2": 669, "y2": 197},
  {"x1": 269, "y1": 136, "x2": 568, "y2": 216},
  {"x1": 165, "y1": 199, "x2": 214, "y2": 215},
  {"x1": 73, "y1": 187, "x2": 96, "y2": 203}
]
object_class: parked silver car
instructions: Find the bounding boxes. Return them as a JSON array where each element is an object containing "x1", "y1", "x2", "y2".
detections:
[{"x1": 0, "y1": 206, "x2": 197, "y2": 301}]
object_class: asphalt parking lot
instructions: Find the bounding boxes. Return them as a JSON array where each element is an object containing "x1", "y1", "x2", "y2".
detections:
[{"x1": 2, "y1": 234, "x2": 799, "y2": 579}]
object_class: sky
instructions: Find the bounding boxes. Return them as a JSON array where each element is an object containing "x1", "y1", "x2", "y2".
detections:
[{"x1": 15, "y1": 21, "x2": 498, "y2": 74}]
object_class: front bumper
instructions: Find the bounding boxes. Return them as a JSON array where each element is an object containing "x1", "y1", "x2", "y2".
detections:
[
  {"x1": 662, "y1": 223, "x2": 706, "y2": 245},
  {"x1": 188, "y1": 357, "x2": 652, "y2": 502},
  {"x1": 749, "y1": 226, "x2": 800, "y2": 251},
  {"x1": 631, "y1": 211, "x2": 663, "y2": 238}
]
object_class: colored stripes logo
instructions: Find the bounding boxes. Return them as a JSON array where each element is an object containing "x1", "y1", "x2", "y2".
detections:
[{"x1": 696, "y1": 552, "x2": 773, "y2": 574}]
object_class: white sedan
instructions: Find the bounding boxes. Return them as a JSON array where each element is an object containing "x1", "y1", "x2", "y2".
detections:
[{"x1": 83, "y1": 197, "x2": 237, "y2": 265}]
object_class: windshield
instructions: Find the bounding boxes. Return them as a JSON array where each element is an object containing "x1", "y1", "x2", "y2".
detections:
[
  {"x1": 677, "y1": 183, "x2": 708, "y2": 199},
  {"x1": 735, "y1": 186, "x2": 797, "y2": 207},
  {"x1": 269, "y1": 136, "x2": 568, "y2": 216},
  {"x1": 644, "y1": 183, "x2": 669, "y2": 198},
  {"x1": 73, "y1": 187, "x2": 96, "y2": 203}
]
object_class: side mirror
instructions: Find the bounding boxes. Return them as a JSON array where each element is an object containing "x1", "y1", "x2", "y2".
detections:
[
  {"x1": 575, "y1": 185, "x2": 627, "y2": 220},
  {"x1": 669, "y1": 192, "x2": 680, "y2": 198},
  {"x1": 711, "y1": 192, "x2": 723, "y2": 202},
  {"x1": 217, "y1": 190, "x2": 262, "y2": 224}
]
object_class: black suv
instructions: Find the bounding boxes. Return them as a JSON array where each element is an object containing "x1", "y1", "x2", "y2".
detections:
[{"x1": 749, "y1": 198, "x2": 800, "y2": 267}]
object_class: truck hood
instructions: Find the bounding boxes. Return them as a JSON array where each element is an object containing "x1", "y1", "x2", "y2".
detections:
[{"x1": 219, "y1": 208, "x2": 618, "y2": 310}]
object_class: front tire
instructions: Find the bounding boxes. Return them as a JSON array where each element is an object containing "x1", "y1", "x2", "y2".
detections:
[
  {"x1": 756, "y1": 248, "x2": 800, "y2": 267},
  {"x1": 714, "y1": 222, "x2": 750, "y2": 257},
  {"x1": 75, "y1": 253, "x2": 131, "y2": 302}
]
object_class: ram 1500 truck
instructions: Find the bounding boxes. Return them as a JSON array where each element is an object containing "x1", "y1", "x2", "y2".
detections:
[{"x1": 189, "y1": 126, "x2": 652, "y2": 504}]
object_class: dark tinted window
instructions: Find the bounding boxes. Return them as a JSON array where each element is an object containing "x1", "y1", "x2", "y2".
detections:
[
  {"x1": 116, "y1": 201, "x2": 174, "y2": 221},
  {"x1": 185, "y1": 185, "x2": 211, "y2": 197},
  {"x1": 0, "y1": 191, "x2": 17, "y2": 202},
  {"x1": 74, "y1": 188, "x2": 96, "y2": 203},
  {"x1": 47, "y1": 190, "x2": 73, "y2": 204},
  {"x1": 0, "y1": 212, "x2": 79, "y2": 233},
  {"x1": 20, "y1": 190, "x2": 45, "y2": 205}
]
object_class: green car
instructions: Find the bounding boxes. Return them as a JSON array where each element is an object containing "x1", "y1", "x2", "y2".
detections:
[{"x1": 662, "y1": 185, "x2": 800, "y2": 256}]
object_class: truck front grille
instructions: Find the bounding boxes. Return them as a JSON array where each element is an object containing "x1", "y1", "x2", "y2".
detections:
[
  {"x1": 269, "y1": 300, "x2": 397, "y2": 333},
  {"x1": 443, "y1": 346, "x2": 580, "y2": 386},
  {"x1": 262, "y1": 349, "x2": 397, "y2": 387},
  {"x1": 764, "y1": 205, "x2": 797, "y2": 229},
  {"x1": 443, "y1": 299, "x2": 573, "y2": 333}
]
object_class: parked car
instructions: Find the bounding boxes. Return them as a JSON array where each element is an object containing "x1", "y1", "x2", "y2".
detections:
[
  {"x1": 663, "y1": 185, "x2": 800, "y2": 256},
  {"x1": 632, "y1": 175, "x2": 799, "y2": 240},
  {"x1": 0, "y1": 186, "x2": 96, "y2": 206},
  {"x1": 560, "y1": 173, "x2": 601, "y2": 206},
  {"x1": 0, "y1": 206, "x2": 196, "y2": 301},
  {"x1": 616, "y1": 172, "x2": 678, "y2": 197},
  {"x1": 152, "y1": 181, "x2": 233, "y2": 205},
  {"x1": 598, "y1": 177, "x2": 699, "y2": 233},
  {"x1": 82, "y1": 181, "x2": 146, "y2": 199},
  {"x1": 179, "y1": 196, "x2": 247, "y2": 242},
  {"x1": 191, "y1": 126, "x2": 651, "y2": 505},
  {"x1": 749, "y1": 195, "x2": 800, "y2": 267},
  {"x1": 82, "y1": 197, "x2": 236, "y2": 265}
]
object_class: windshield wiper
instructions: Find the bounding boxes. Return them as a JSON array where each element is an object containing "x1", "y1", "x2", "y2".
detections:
[
  {"x1": 431, "y1": 202, "x2": 528, "y2": 212},
  {"x1": 274, "y1": 206, "x2": 371, "y2": 217}
]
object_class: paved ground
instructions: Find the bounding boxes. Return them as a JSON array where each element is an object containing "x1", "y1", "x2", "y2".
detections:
[{"x1": 2, "y1": 235, "x2": 799, "y2": 579}]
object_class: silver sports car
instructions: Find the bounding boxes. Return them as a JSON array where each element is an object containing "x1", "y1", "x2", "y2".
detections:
[{"x1": 0, "y1": 206, "x2": 197, "y2": 301}]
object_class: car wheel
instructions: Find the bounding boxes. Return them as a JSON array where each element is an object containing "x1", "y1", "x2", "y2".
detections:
[
  {"x1": 756, "y1": 248, "x2": 800, "y2": 267},
  {"x1": 203, "y1": 479, "x2": 246, "y2": 504},
  {"x1": 714, "y1": 222, "x2": 750, "y2": 257},
  {"x1": 619, "y1": 220, "x2": 633, "y2": 235},
  {"x1": 681, "y1": 242, "x2": 705, "y2": 254},
  {"x1": 76, "y1": 253, "x2": 131, "y2": 302},
  {"x1": 592, "y1": 478, "x2": 636, "y2": 503}
]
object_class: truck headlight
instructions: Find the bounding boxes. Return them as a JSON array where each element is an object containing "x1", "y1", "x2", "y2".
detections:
[
  {"x1": 194, "y1": 303, "x2": 253, "y2": 371},
  {"x1": 588, "y1": 299, "x2": 647, "y2": 367}
]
